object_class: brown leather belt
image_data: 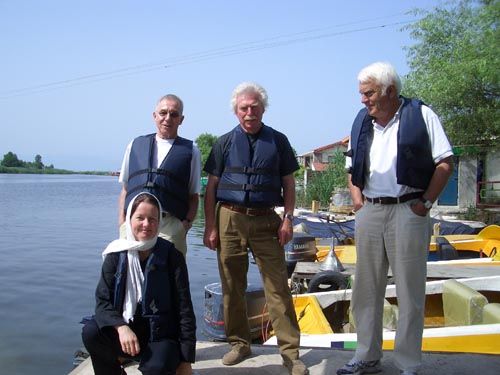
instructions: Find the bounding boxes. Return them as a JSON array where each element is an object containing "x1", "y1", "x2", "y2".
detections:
[
  {"x1": 220, "y1": 202, "x2": 274, "y2": 216},
  {"x1": 365, "y1": 191, "x2": 423, "y2": 205}
]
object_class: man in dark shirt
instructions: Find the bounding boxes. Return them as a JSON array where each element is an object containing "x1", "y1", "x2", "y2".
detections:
[{"x1": 203, "y1": 82, "x2": 308, "y2": 375}]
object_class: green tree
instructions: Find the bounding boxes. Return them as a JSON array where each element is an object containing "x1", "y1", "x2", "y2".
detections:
[
  {"x1": 34, "y1": 154, "x2": 44, "y2": 169},
  {"x1": 303, "y1": 150, "x2": 348, "y2": 207},
  {"x1": 195, "y1": 133, "x2": 218, "y2": 176},
  {"x1": 403, "y1": 0, "x2": 499, "y2": 147},
  {"x1": 1, "y1": 151, "x2": 24, "y2": 167}
]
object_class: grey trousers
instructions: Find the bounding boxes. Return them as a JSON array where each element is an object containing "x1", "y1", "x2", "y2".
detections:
[{"x1": 352, "y1": 199, "x2": 430, "y2": 372}]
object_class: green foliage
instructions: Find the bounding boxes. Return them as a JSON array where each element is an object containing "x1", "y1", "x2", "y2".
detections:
[
  {"x1": 34, "y1": 154, "x2": 44, "y2": 169},
  {"x1": 1, "y1": 151, "x2": 24, "y2": 167},
  {"x1": 0, "y1": 165, "x2": 73, "y2": 174},
  {"x1": 403, "y1": 0, "x2": 500, "y2": 147},
  {"x1": 299, "y1": 150, "x2": 348, "y2": 208},
  {"x1": 195, "y1": 133, "x2": 218, "y2": 176}
]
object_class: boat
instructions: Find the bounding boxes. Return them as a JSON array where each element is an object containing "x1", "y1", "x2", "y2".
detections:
[
  {"x1": 428, "y1": 224, "x2": 500, "y2": 260},
  {"x1": 264, "y1": 275, "x2": 500, "y2": 354},
  {"x1": 313, "y1": 224, "x2": 500, "y2": 264}
]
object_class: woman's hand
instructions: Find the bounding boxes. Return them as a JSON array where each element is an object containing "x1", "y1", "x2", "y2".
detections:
[
  {"x1": 116, "y1": 325, "x2": 140, "y2": 356},
  {"x1": 176, "y1": 361, "x2": 192, "y2": 375}
]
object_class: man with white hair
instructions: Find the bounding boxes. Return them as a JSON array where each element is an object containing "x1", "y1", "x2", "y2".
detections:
[
  {"x1": 338, "y1": 62, "x2": 453, "y2": 375},
  {"x1": 203, "y1": 82, "x2": 308, "y2": 375}
]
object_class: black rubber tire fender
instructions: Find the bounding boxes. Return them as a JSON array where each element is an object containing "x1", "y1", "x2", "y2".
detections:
[{"x1": 307, "y1": 270, "x2": 348, "y2": 293}]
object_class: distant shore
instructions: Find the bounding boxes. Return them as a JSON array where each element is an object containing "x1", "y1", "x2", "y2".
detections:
[{"x1": 0, "y1": 166, "x2": 117, "y2": 176}]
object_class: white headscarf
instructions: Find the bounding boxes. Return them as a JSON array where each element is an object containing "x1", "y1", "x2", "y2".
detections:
[{"x1": 102, "y1": 192, "x2": 162, "y2": 323}]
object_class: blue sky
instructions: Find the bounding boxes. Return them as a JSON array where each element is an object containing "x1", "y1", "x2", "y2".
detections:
[{"x1": 0, "y1": 0, "x2": 444, "y2": 171}]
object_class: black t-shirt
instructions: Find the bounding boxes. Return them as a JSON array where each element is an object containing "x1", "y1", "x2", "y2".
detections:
[{"x1": 203, "y1": 123, "x2": 299, "y2": 177}]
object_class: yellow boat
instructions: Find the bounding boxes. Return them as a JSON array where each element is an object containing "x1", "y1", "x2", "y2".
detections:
[
  {"x1": 315, "y1": 224, "x2": 500, "y2": 264},
  {"x1": 265, "y1": 276, "x2": 500, "y2": 354}
]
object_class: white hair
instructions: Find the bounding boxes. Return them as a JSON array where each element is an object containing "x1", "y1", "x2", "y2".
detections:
[
  {"x1": 357, "y1": 62, "x2": 402, "y2": 96},
  {"x1": 230, "y1": 82, "x2": 268, "y2": 112}
]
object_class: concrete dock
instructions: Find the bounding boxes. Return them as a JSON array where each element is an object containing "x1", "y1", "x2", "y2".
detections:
[{"x1": 70, "y1": 340, "x2": 500, "y2": 375}]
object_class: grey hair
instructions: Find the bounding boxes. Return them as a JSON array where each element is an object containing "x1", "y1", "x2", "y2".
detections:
[
  {"x1": 156, "y1": 94, "x2": 184, "y2": 114},
  {"x1": 357, "y1": 62, "x2": 402, "y2": 96},
  {"x1": 230, "y1": 82, "x2": 268, "y2": 112}
]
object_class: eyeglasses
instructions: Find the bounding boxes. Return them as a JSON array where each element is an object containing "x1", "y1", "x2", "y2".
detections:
[{"x1": 157, "y1": 110, "x2": 181, "y2": 119}]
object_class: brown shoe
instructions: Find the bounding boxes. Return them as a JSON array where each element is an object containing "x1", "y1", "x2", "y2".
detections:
[
  {"x1": 222, "y1": 346, "x2": 252, "y2": 366},
  {"x1": 283, "y1": 358, "x2": 309, "y2": 375}
]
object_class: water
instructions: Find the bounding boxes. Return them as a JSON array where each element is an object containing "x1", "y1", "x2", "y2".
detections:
[{"x1": 0, "y1": 174, "x2": 258, "y2": 375}]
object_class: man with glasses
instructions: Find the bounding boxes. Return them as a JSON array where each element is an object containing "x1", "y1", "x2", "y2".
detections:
[{"x1": 118, "y1": 94, "x2": 201, "y2": 258}]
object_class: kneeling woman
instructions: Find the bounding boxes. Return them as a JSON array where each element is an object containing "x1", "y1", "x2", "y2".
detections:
[{"x1": 82, "y1": 192, "x2": 196, "y2": 375}]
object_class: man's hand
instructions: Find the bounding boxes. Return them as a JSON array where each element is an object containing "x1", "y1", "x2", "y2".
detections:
[
  {"x1": 116, "y1": 325, "x2": 140, "y2": 356},
  {"x1": 203, "y1": 225, "x2": 219, "y2": 251},
  {"x1": 278, "y1": 217, "x2": 293, "y2": 246},
  {"x1": 352, "y1": 198, "x2": 364, "y2": 212},
  {"x1": 182, "y1": 219, "x2": 193, "y2": 231},
  {"x1": 410, "y1": 200, "x2": 429, "y2": 217}
]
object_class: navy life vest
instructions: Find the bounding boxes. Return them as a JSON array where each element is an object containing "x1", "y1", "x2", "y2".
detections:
[
  {"x1": 125, "y1": 134, "x2": 192, "y2": 220},
  {"x1": 348, "y1": 97, "x2": 435, "y2": 190},
  {"x1": 113, "y1": 238, "x2": 179, "y2": 341},
  {"x1": 216, "y1": 125, "x2": 283, "y2": 207}
]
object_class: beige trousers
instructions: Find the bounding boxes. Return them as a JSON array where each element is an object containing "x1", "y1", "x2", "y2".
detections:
[{"x1": 217, "y1": 206, "x2": 300, "y2": 361}]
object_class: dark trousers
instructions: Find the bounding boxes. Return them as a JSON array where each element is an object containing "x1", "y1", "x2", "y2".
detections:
[{"x1": 82, "y1": 318, "x2": 180, "y2": 375}]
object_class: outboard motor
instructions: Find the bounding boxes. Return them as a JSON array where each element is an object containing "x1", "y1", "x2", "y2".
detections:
[{"x1": 284, "y1": 232, "x2": 317, "y2": 277}]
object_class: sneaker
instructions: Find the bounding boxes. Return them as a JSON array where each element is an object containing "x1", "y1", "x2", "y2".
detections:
[
  {"x1": 221, "y1": 346, "x2": 251, "y2": 366},
  {"x1": 336, "y1": 359, "x2": 381, "y2": 374},
  {"x1": 283, "y1": 358, "x2": 309, "y2": 375}
]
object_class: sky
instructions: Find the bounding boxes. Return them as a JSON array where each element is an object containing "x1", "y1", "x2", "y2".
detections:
[{"x1": 0, "y1": 0, "x2": 445, "y2": 171}]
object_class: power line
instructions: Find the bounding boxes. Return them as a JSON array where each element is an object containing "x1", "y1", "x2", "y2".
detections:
[{"x1": 1, "y1": 16, "x2": 415, "y2": 99}]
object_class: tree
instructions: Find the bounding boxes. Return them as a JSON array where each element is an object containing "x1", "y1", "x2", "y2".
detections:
[
  {"x1": 303, "y1": 150, "x2": 347, "y2": 206},
  {"x1": 1, "y1": 151, "x2": 24, "y2": 167},
  {"x1": 34, "y1": 154, "x2": 44, "y2": 169},
  {"x1": 403, "y1": 0, "x2": 499, "y2": 147},
  {"x1": 195, "y1": 133, "x2": 218, "y2": 176}
]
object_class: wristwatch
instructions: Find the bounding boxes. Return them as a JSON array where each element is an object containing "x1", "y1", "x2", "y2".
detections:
[
  {"x1": 420, "y1": 197, "x2": 433, "y2": 210},
  {"x1": 284, "y1": 213, "x2": 294, "y2": 221}
]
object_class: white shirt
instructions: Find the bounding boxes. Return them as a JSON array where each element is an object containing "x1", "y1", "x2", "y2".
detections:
[
  {"x1": 345, "y1": 101, "x2": 453, "y2": 198},
  {"x1": 119, "y1": 134, "x2": 202, "y2": 195}
]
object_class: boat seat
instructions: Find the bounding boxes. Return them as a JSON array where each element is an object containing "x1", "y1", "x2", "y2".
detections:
[
  {"x1": 442, "y1": 279, "x2": 488, "y2": 326},
  {"x1": 348, "y1": 299, "x2": 398, "y2": 332},
  {"x1": 482, "y1": 303, "x2": 500, "y2": 324}
]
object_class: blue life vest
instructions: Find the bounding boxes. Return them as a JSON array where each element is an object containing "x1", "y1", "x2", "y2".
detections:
[
  {"x1": 349, "y1": 97, "x2": 435, "y2": 190},
  {"x1": 113, "y1": 238, "x2": 179, "y2": 341},
  {"x1": 125, "y1": 134, "x2": 192, "y2": 220},
  {"x1": 216, "y1": 125, "x2": 283, "y2": 207}
]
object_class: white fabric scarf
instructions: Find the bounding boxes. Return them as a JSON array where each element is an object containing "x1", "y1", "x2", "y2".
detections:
[{"x1": 102, "y1": 193, "x2": 161, "y2": 323}]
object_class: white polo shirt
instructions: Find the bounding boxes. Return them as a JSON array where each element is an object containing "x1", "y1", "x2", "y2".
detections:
[
  {"x1": 345, "y1": 101, "x2": 453, "y2": 198},
  {"x1": 119, "y1": 134, "x2": 201, "y2": 195}
]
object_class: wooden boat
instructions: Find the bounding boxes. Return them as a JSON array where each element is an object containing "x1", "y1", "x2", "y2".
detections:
[{"x1": 265, "y1": 276, "x2": 500, "y2": 354}]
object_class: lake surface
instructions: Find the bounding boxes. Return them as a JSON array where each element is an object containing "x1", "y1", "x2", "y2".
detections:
[{"x1": 0, "y1": 174, "x2": 262, "y2": 375}]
